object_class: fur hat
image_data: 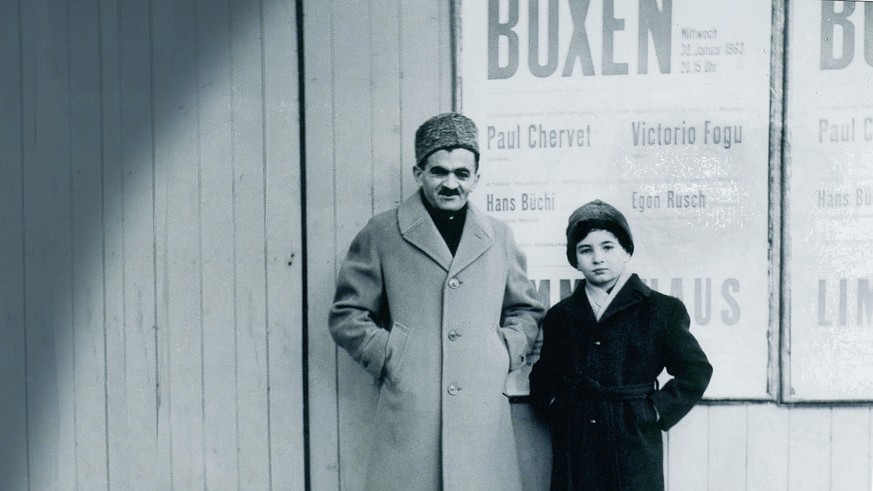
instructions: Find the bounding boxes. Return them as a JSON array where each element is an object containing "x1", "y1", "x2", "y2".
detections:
[
  {"x1": 414, "y1": 112, "x2": 479, "y2": 166},
  {"x1": 565, "y1": 199, "x2": 634, "y2": 267}
]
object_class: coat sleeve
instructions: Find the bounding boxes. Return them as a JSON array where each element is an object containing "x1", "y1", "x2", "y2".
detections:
[
  {"x1": 328, "y1": 223, "x2": 390, "y2": 380},
  {"x1": 528, "y1": 307, "x2": 562, "y2": 414},
  {"x1": 650, "y1": 297, "x2": 713, "y2": 431},
  {"x1": 499, "y1": 226, "x2": 545, "y2": 371}
]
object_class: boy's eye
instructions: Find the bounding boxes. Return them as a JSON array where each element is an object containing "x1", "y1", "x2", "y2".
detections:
[{"x1": 429, "y1": 168, "x2": 449, "y2": 177}]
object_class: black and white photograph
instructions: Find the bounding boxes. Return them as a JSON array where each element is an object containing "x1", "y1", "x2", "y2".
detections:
[{"x1": 1, "y1": 0, "x2": 872, "y2": 489}]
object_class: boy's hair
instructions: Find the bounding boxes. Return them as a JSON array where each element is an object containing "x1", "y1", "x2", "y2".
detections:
[{"x1": 566, "y1": 200, "x2": 634, "y2": 267}]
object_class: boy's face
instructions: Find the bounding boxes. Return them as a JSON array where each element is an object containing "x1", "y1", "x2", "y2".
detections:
[{"x1": 575, "y1": 229, "x2": 630, "y2": 290}]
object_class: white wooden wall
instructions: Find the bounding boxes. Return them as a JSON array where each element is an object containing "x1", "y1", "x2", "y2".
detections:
[
  {"x1": 302, "y1": 1, "x2": 873, "y2": 491},
  {"x1": 0, "y1": 0, "x2": 305, "y2": 489},
  {"x1": 302, "y1": 0, "x2": 456, "y2": 488},
  {"x1": 665, "y1": 404, "x2": 873, "y2": 491},
  {"x1": 3, "y1": 0, "x2": 873, "y2": 490}
]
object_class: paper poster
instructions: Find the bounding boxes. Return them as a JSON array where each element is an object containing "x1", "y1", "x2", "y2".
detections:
[
  {"x1": 784, "y1": 1, "x2": 873, "y2": 401},
  {"x1": 460, "y1": 0, "x2": 774, "y2": 399}
]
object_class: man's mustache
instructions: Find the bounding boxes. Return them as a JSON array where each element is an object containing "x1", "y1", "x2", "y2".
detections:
[{"x1": 439, "y1": 189, "x2": 461, "y2": 197}]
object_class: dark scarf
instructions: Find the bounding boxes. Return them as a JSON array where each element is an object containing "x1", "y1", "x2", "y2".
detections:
[{"x1": 420, "y1": 190, "x2": 467, "y2": 256}]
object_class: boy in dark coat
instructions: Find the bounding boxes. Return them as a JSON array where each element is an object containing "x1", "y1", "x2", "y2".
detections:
[{"x1": 529, "y1": 199, "x2": 713, "y2": 491}]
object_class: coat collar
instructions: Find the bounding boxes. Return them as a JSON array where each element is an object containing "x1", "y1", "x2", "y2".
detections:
[
  {"x1": 567, "y1": 273, "x2": 651, "y2": 324},
  {"x1": 397, "y1": 192, "x2": 493, "y2": 274}
]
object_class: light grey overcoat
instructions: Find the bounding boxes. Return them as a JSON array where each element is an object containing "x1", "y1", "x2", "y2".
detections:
[{"x1": 329, "y1": 193, "x2": 544, "y2": 491}]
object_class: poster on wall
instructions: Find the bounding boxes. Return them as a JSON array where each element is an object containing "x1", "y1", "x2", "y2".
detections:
[
  {"x1": 784, "y1": 1, "x2": 873, "y2": 401},
  {"x1": 458, "y1": 0, "x2": 773, "y2": 399}
]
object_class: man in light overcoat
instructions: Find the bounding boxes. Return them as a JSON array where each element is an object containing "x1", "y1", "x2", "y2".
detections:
[{"x1": 329, "y1": 112, "x2": 544, "y2": 491}]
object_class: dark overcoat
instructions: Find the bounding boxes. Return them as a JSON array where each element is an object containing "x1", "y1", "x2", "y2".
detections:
[{"x1": 529, "y1": 274, "x2": 712, "y2": 491}]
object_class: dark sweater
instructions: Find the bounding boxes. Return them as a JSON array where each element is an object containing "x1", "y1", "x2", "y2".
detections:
[{"x1": 420, "y1": 190, "x2": 466, "y2": 256}]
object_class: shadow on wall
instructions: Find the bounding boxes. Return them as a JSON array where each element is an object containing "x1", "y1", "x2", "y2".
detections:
[{"x1": 1, "y1": 0, "x2": 301, "y2": 489}]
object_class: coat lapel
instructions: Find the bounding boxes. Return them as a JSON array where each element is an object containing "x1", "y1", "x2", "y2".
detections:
[
  {"x1": 566, "y1": 284, "x2": 598, "y2": 326},
  {"x1": 448, "y1": 203, "x2": 493, "y2": 276},
  {"x1": 563, "y1": 275, "x2": 650, "y2": 327},
  {"x1": 598, "y1": 274, "x2": 650, "y2": 323},
  {"x1": 397, "y1": 193, "x2": 453, "y2": 271}
]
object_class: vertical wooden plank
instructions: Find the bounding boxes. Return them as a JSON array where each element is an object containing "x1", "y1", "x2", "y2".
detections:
[
  {"x1": 262, "y1": 0, "x2": 307, "y2": 487},
  {"x1": 99, "y1": 0, "x2": 127, "y2": 487},
  {"x1": 788, "y1": 408, "x2": 831, "y2": 491},
  {"x1": 398, "y1": 0, "x2": 451, "y2": 198},
  {"x1": 111, "y1": 0, "x2": 162, "y2": 487},
  {"x1": 778, "y1": 0, "x2": 793, "y2": 406},
  {"x1": 68, "y1": 0, "x2": 108, "y2": 487},
  {"x1": 58, "y1": 3, "x2": 78, "y2": 483},
  {"x1": 369, "y1": 0, "x2": 402, "y2": 214},
  {"x1": 662, "y1": 429, "x2": 669, "y2": 485},
  {"x1": 511, "y1": 404, "x2": 551, "y2": 491},
  {"x1": 151, "y1": 0, "x2": 204, "y2": 487},
  {"x1": 195, "y1": 0, "x2": 238, "y2": 488},
  {"x1": 229, "y1": 0, "x2": 270, "y2": 487},
  {"x1": 21, "y1": 0, "x2": 76, "y2": 487},
  {"x1": 768, "y1": 0, "x2": 785, "y2": 404},
  {"x1": 0, "y1": 0, "x2": 28, "y2": 488},
  {"x1": 667, "y1": 406, "x2": 709, "y2": 491},
  {"x1": 830, "y1": 407, "x2": 870, "y2": 491},
  {"x1": 150, "y1": 32, "x2": 175, "y2": 491},
  {"x1": 437, "y1": 0, "x2": 453, "y2": 109},
  {"x1": 303, "y1": 0, "x2": 341, "y2": 488},
  {"x1": 747, "y1": 404, "x2": 789, "y2": 491},
  {"x1": 333, "y1": 0, "x2": 371, "y2": 241},
  {"x1": 708, "y1": 405, "x2": 748, "y2": 491},
  {"x1": 869, "y1": 409, "x2": 873, "y2": 491},
  {"x1": 333, "y1": 0, "x2": 377, "y2": 488}
]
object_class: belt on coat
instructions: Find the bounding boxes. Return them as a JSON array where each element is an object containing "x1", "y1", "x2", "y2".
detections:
[{"x1": 569, "y1": 378, "x2": 657, "y2": 400}]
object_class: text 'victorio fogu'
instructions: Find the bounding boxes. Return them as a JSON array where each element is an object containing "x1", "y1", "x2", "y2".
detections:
[{"x1": 632, "y1": 120, "x2": 743, "y2": 149}]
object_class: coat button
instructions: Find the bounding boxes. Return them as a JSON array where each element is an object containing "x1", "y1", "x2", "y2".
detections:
[
  {"x1": 447, "y1": 384, "x2": 461, "y2": 395},
  {"x1": 448, "y1": 278, "x2": 460, "y2": 289},
  {"x1": 448, "y1": 330, "x2": 461, "y2": 341},
  {"x1": 589, "y1": 419, "x2": 597, "y2": 424},
  {"x1": 594, "y1": 341, "x2": 602, "y2": 346}
]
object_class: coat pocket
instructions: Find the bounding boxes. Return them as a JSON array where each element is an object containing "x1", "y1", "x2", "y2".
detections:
[
  {"x1": 646, "y1": 396, "x2": 661, "y2": 427},
  {"x1": 634, "y1": 396, "x2": 660, "y2": 428},
  {"x1": 384, "y1": 321, "x2": 410, "y2": 384},
  {"x1": 493, "y1": 323, "x2": 510, "y2": 373}
]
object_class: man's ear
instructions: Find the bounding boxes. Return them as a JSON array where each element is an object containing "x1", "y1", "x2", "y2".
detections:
[{"x1": 412, "y1": 165, "x2": 424, "y2": 184}]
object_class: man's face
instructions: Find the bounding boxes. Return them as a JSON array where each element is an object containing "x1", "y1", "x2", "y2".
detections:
[
  {"x1": 575, "y1": 229, "x2": 630, "y2": 290},
  {"x1": 414, "y1": 148, "x2": 479, "y2": 212}
]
